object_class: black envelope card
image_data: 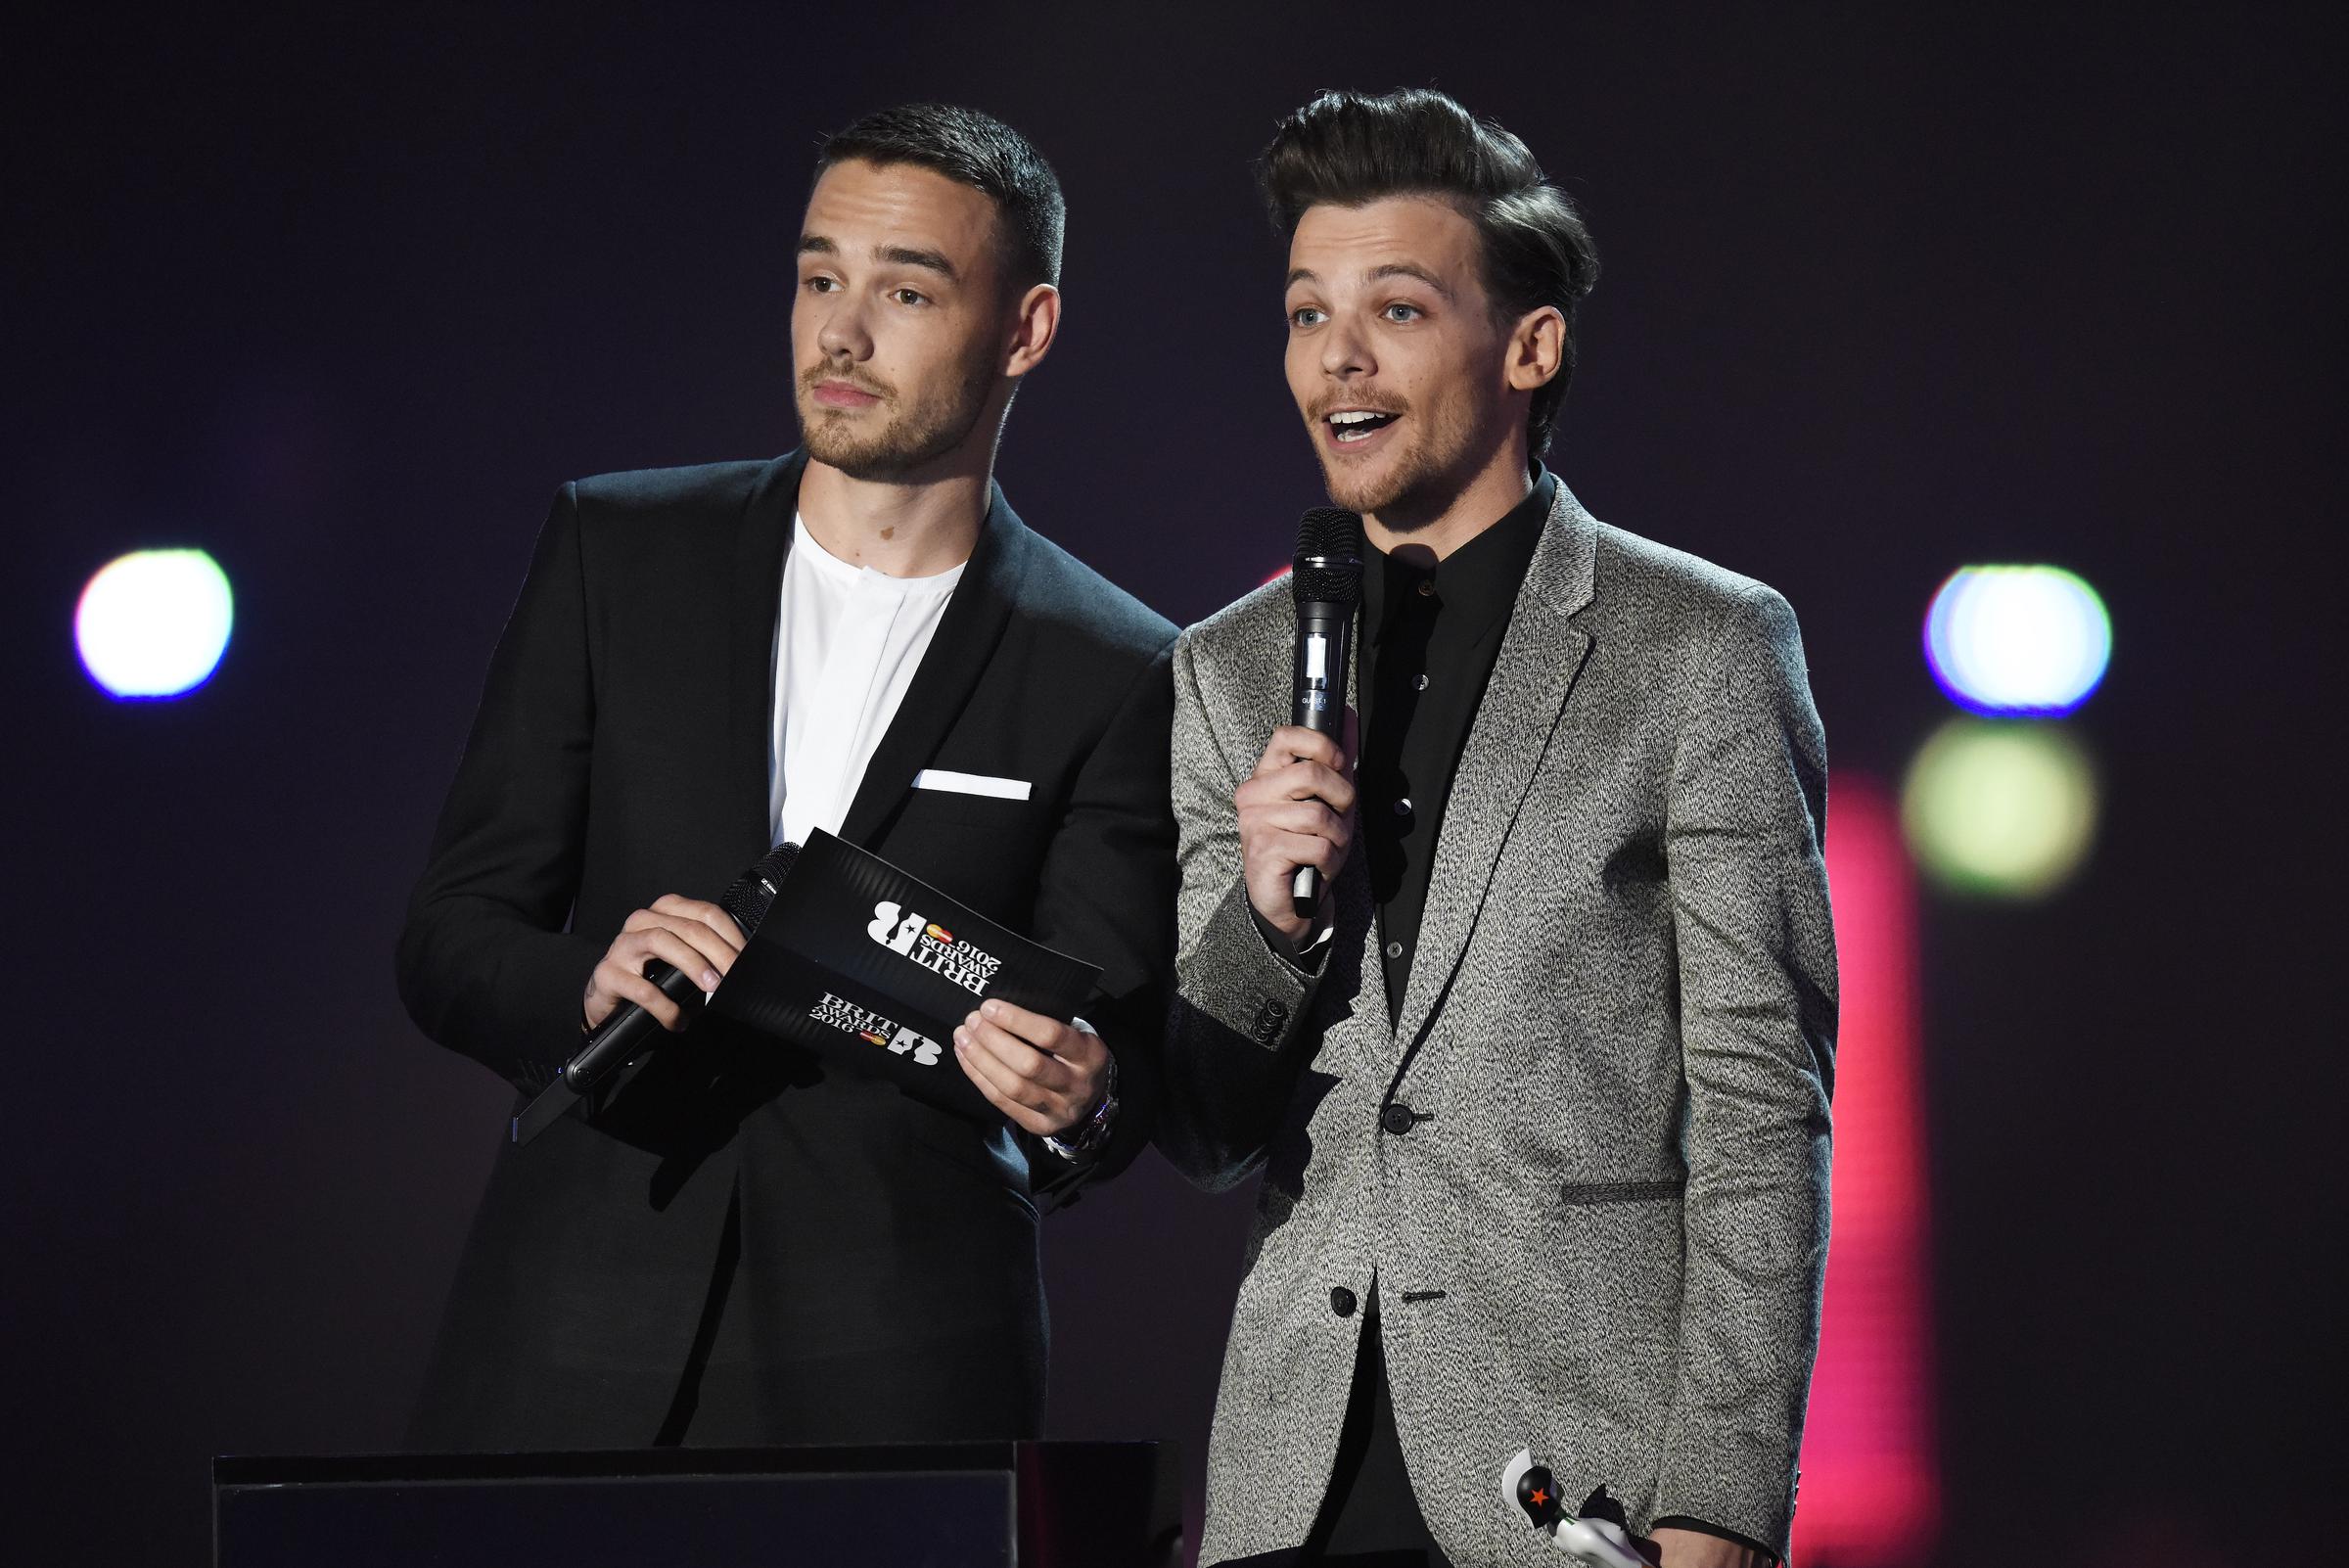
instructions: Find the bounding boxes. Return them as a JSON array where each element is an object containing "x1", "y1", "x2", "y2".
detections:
[{"x1": 707, "y1": 830, "x2": 1102, "y2": 1124}]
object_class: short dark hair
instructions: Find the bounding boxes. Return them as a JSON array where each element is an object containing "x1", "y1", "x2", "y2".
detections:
[
  {"x1": 1262, "y1": 89, "x2": 1599, "y2": 458},
  {"x1": 815, "y1": 103, "x2": 1065, "y2": 294}
]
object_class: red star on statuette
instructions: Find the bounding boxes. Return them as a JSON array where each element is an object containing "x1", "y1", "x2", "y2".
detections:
[{"x1": 1530, "y1": 1486, "x2": 1549, "y2": 1507}]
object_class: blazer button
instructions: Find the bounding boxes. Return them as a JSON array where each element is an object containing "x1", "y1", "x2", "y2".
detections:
[
  {"x1": 1329, "y1": 1286, "x2": 1358, "y2": 1317},
  {"x1": 1380, "y1": 1100, "x2": 1416, "y2": 1135}
]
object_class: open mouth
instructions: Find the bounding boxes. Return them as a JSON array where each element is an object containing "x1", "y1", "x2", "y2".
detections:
[{"x1": 1326, "y1": 409, "x2": 1401, "y2": 444}]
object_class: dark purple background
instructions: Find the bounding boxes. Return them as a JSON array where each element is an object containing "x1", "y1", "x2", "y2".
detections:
[{"x1": 4, "y1": 6, "x2": 2340, "y2": 1563}]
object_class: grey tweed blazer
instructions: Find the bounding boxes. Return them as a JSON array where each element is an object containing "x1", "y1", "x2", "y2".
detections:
[{"x1": 1160, "y1": 482, "x2": 1836, "y2": 1564}]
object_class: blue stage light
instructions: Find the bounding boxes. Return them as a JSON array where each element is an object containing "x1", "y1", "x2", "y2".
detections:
[{"x1": 1923, "y1": 565, "x2": 2110, "y2": 715}]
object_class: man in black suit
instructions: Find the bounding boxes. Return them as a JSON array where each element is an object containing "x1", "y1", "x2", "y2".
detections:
[{"x1": 396, "y1": 104, "x2": 1176, "y2": 1450}]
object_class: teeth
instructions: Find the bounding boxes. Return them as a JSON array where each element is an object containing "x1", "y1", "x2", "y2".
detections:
[{"x1": 1329, "y1": 410, "x2": 1386, "y2": 425}]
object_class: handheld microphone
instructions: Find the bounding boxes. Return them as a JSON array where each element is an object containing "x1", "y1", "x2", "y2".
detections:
[
  {"x1": 511, "y1": 840, "x2": 801, "y2": 1145},
  {"x1": 1289, "y1": 506, "x2": 1363, "y2": 918}
]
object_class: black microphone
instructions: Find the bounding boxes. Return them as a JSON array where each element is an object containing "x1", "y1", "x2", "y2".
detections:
[
  {"x1": 511, "y1": 840, "x2": 801, "y2": 1145},
  {"x1": 1289, "y1": 507, "x2": 1363, "y2": 918}
]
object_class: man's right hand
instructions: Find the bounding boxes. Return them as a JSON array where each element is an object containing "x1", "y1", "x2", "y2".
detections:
[
  {"x1": 1238, "y1": 723, "x2": 1356, "y2": 950},
  {"x1": 582, "y1": 895, "x2": 747, "y2": 1032}
]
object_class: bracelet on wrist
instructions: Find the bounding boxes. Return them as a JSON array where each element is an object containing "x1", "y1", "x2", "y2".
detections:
[{"x1": 1043, "y1": 1028, "x2": 1117, "y2": 1162}]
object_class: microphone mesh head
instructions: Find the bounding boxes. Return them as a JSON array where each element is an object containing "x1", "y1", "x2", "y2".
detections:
[
  {"x1": 720, "y1": 840, "x2": 802, "y2": 936},
  {"x1": 1291, "y1": 507, "x2": 1364, "y2": 607}
]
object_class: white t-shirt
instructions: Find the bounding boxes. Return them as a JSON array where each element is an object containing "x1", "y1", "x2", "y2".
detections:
[{"x1": 769, "y1": 513, "x2": 966, "y2": 847}]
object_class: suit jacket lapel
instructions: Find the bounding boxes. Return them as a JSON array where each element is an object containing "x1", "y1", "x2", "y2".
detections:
[
  {"x1": 730, "y1": 450, "x2": 806, "y2": 853},
  {"x1": 1388, "y1": 483, "x2": 1600, "y2": 1054},
  {"x1": 837, "y1": 483, "x2": 1032, "y2": 848}
]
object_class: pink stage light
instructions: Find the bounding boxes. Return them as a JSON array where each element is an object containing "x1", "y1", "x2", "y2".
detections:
[{"x1": 1791, "y1": 773, "x2": 1940, "y2": 1565}]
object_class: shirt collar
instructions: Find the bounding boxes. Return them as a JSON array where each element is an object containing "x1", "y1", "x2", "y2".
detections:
[
  {"x1": 1362, "y1": 466, "x2": 1556, "y2": 644},
  {"x1": 791, "y1": 512, "x2": 968, "y2": 597}
]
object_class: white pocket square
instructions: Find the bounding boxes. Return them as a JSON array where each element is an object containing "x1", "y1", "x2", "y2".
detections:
[{"x1": 911, "y1": 768, "x2": 1031, "y2": 802}]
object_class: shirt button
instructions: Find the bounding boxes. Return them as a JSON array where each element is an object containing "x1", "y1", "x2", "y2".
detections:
[
  {"x1": 1393, "y1": 798, "x2": 1411, "y2": 816},
  {"x1": 1416, "y1": 579, "x2": 1436, "y2": 597},
  {"x1": 1415, "y1": 673, "x2": 1429, "y2": 691},
  {"x1": 1329, "y1": 1286, "x2": 1358, "y2": 1317},
  {"x1": 1381, "y1": 1100, "x2": 1417, "y2": 1135},
  {"x1": 1385, "y1": 940, "x2": 1405, "y2": 959}
]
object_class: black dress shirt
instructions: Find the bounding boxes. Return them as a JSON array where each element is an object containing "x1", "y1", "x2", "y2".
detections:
[{"x1": 1358, "y1": 469, "x2": 1554, "y2": 1021}]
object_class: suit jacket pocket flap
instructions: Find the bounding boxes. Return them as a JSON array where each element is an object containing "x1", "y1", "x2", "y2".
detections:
[{"x1": 1559, "y1": 1176, "x2": 1685, "y2": 1206}]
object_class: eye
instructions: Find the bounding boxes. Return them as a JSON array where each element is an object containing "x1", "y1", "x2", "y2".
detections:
[
  {"x1": 1382, "y1": 301, "x2": 1423, "y2": 323},
  {"x1": 892, "y1": 288, "x2": 930, "y2": 307},
  {"x1": 804, "y1": 275, "x2": 838, "y2": 295},
  {"x1": 1289, "y1": 305, "x2": 1325, "y2": 329}
]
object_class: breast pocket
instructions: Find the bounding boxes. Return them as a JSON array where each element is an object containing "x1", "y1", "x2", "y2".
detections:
[
  {"x1": 903, "y1": 784, "x2": 1040, "y2": 829},
  {"x1": 883, "y1": 785, "x2": 1050, "y2": 913}
]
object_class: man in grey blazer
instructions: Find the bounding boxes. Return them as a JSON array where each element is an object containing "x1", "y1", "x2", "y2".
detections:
[{"x1": 1161, "y1": 90, "x2": 1836, "y2": 1567}]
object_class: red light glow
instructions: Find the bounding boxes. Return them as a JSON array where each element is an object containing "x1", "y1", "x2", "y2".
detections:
[{"x1": 1791, "y1": 773, "x2": 1940, "y2": 1564}]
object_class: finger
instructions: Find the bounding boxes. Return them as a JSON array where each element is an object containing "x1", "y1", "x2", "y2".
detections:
[
  {"x1": 596, "y1": 963, "x2": 686, "y2": 1032},
  {"x1": 960, "y1": 1012, "x2": 1077, "y2": 1097},
  {"x1": 954, "y1": 1048, "x2": 1060, "y2": 1135},
  {"x1": 649, "y1": 895, "x2": 746, "y2": 951},
  {"x1": 1269, "y1": 829, "x2": 1343, "y2": 875},
  {"x1": 663, "y1": 918, "x2": 743, "y2": 979},
  {"x1": 622, "y1": 928, "x2": 724, "y2": 992},
  {"x1": 1272, "y1": 723, "x2": 1345, "y2": 770},
  {"x1": 1239, "y1": 759, "x2": 1356, "y2": 813},
  {"x1": 974, "y1": 997, "x2": 1094, "y2": 1064},
  {"x1": 1291, "y1": 759, "x2": 1357, "y2": 812},
  {"x1": 1243, "y1": 798, "x2": 1350, "y2": 845},
  {"x1": 616, "y1": 916, "x2": 735, "y2": 980},
  {"x1": 953, "y1": 1026, "x2": 1067, "y2": 1129},
  {"x1": 1254, "y1": 724, "x2": 1344, "y2": 777}
]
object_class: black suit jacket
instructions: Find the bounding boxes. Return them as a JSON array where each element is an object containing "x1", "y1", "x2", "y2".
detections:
[{"x1": 396, "y1": 451, "x2": 1176, "y2": 1450}]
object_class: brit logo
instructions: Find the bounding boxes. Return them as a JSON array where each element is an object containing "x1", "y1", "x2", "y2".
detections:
[
  {"x1": 866, "y1": 899, "x2": 1003, "y2": 996},
  {"x1": 809, "y1": 992, "x2": 944, "y2": 1066}
]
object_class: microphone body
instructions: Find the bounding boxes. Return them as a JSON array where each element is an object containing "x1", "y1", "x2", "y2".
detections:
[
  {"x1": 1288, "y1": 508, "x2": 1364, "y2": 918},
  {"x1": 565, "y1": 840, "x2": 802, "y2": 1093},
  {"x1": 513, "y1": 841, "x2": 801, "y2": 1145},
  {"x1": 563, "y1": 959, "x2": 706, "y2": 1093}
]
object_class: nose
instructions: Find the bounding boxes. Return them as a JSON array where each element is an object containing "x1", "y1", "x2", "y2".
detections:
[
  {"x1": 813, "y1": 293, "x2": 873, "y2": 363},
  {"x1": 1320, "y1": 309, "x2": 1373, "y2": 382}
]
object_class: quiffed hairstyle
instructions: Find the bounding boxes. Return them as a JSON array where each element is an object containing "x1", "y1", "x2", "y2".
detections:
[
  {"x1": 1262, "y1": 89, "x2": 1599, "y2": 458},
  {"x1": 816, "y1": 103, "x2": 1065, "y2": 294}
]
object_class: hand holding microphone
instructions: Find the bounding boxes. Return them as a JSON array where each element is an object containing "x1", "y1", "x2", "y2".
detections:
[
  {"x1": 1238, "y1": 506, "x2": 1363, "y2": 951},
  {"x1": 514, "y1": 842, "x2": 801, "y2": 1145},
  {"x1": 583, "y1": 895, "x2": 748, "y2": 1034},
  {"x1": 1237, "y1": 724, "x2": 1356, "y2": 950}
]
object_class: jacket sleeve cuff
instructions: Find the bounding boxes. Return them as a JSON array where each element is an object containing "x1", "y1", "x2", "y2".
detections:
[
  {"x1": 496, "y1": 929, "x2": 607, "y2": 1091},
  {"x1": 1650, "y1": 1443, "x2": 1798, "y2": 1562},
  {"x1": 1650, "y1": 1515, "x2": 1778, "y2": 1563},
  {"x1": 1176, "y1": 878, "x2": 1318, "y2": 1053}
]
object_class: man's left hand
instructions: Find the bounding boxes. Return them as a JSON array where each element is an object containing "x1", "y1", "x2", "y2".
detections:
[
  {"x1": 1644, "y1": 1528, "x2": 1772, "y2": 1568},
  {"x1": 953, "y1": 998, "x2": 1108, "y2": 1136}
]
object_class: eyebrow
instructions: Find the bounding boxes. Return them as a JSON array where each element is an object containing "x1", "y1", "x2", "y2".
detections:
[
  {"x1": 1283, "y1": 262, "x2": 1453, "y2": 300},
  {"x1": 797, "y1": 234, "x2": 960, "y2": 281}
]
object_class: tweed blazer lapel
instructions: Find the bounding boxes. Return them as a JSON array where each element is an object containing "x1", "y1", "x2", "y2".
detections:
[{"x1": 1387, "y1": 482, "x2": 1599, "y2": 1054}]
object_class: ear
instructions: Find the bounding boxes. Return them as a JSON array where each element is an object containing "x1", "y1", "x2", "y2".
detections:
[
  {"x1": 1003, "y1": 283, "x2": 1061, "y2": 377},
  {"x1": 1504, "y1": 305, "x2": 1566, "y2": 394}
]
